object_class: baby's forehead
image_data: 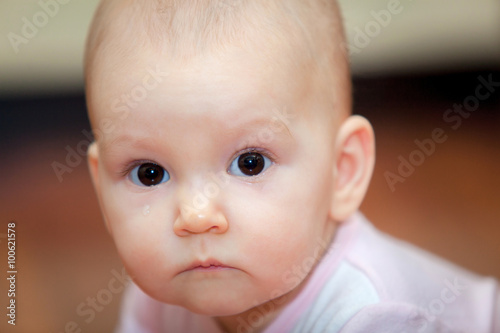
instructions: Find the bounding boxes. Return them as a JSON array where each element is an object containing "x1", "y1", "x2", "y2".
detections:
[
  {"x1": 86, "y1": 0, "x2": 351, "y2": 128},
  {"x1": 87, "y1": 0, "x2": 347, "y2": 80}
]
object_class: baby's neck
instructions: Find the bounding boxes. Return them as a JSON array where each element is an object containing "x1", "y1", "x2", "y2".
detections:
[{"x1": 214, "y1": 297, "x2": 285, "y2": 333}]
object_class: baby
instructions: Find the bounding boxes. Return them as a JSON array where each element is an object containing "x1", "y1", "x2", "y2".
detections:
[{"x1": 84, "y1": 0, "x2": 500, "y2": 332}]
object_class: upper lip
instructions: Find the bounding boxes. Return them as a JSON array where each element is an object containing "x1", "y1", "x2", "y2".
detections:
[{"x1": 181, "y1": 258, "x2": 233, "y2": 273}]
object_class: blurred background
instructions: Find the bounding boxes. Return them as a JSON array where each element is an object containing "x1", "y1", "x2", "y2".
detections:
[{"x1": 0, "y1": 0, "x2": 499, "y2": 332}]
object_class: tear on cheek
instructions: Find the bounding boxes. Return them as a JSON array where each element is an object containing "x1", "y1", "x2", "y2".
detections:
[{"x1": 142, "y1": 205, "x2": 151, "y2": 216}]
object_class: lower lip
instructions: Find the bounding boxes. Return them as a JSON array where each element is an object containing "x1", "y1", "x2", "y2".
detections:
[{"x1": 190, "y1": 265, "x2": 232, "y2": 272}]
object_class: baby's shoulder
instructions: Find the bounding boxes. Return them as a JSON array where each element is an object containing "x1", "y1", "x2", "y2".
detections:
[
  {"x1": 329, "y1": 213, "x2": 500, "y2": 333},
  {"x1": 338, "y1": 301, "x2": 465, "y2": 333}
]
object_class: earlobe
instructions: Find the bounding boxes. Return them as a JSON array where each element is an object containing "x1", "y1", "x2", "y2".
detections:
[{"x1": 329, "y1": 115, "x2": 375, "y2": 222}]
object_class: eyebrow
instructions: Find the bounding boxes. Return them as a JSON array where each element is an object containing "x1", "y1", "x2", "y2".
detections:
[
  {"x1": 100, "y1": 114, "x2": 294, "y2": 153},
  {"x1": 227, "y1": 114, "x2": 294, "y2": 140},
  {"x1": 99, "y1": 134, "x2": 153, "y2": 155}
]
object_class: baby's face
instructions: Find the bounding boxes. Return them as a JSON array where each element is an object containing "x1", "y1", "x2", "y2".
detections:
[{"x1": 88, "y1": 46, "x2": 342, "y2": 316}]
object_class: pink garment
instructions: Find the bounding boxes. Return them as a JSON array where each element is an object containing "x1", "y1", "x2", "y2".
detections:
[{"x1": 116, "y1": 212, "x2": 500, "y2": 332}]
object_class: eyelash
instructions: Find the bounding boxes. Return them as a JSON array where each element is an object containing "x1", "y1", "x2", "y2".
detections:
[
  {"x1": 119, "y1": 159, "x2": 157, "y2": 178},
  {"x1": 227, "y1": 147, "x2": 276, "y2": 170},
  {"x1": 119, "y1": 147, "x2": 277, "y2": 181}
]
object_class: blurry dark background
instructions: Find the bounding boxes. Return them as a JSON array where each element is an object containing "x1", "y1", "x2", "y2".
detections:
[{"x1": 1, "y1": 0, "x2": 500, "y2": 332}]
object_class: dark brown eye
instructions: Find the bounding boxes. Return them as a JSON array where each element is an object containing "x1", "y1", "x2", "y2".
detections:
[
  {"x1": 130, "y1": 163, "x2": 169, "y2": 186},
  {"x1": 229, "y1": 152, "x2": 271, "y2": 176}
]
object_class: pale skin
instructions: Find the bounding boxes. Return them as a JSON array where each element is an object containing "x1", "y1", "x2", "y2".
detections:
[{"x1": 87, "y1": 37, "x2": 375, "y2": 333}]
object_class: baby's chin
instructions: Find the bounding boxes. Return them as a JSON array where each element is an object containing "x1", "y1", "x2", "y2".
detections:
[
  {"x1": 170, "y1": 293, "x2": 257, "y2": 317},
  {"x1": 182, "y1": 302, "x2": 246, "y2": 317},
  {"x1": 147, "y1": 283, "x2": 285, "y2": 317}
]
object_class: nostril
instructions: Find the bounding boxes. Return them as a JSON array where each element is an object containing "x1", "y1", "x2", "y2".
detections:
[
  {"x1": 209, "y1": 225, "x2": 220, "y2": 233},
  {"x1": 173, "y1": 209, "x2": 229, "y2": 236}
]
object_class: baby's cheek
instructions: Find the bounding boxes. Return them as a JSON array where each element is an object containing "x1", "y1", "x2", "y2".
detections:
[
  {"x1": 114, "y1": 230, "x2": 168, "y2": 296},
  {"x1": 108, "y1": 210, "x2": 164, "y2": 270}
]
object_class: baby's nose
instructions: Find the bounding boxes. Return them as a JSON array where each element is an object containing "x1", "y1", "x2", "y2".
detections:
[
  {"x1": 174, "y1": 206, "x2": 229, "y2": 236},
  {"x1": 173, "y1": 182, "x2": 229, "y2": 236}
]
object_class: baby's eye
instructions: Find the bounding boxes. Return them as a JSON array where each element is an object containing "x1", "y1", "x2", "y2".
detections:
[
  {"x1": 129, "y1": 163, "x2": 170, "y2": 186},
  {"x1": 228, "y1": 152, "x2": 272, "y2": 177}
]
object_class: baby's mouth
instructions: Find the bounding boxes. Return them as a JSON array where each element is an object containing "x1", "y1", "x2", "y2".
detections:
[{"x1": 182, "y1": 259, "x2": 233, "y2": 273}]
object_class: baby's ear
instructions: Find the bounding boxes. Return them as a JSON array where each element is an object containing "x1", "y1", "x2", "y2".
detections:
[
  {"x1": 87, "y1": 142, "x2": 100, "y2": 192},
  {"x1": 87, "y1": 142, "x2": 113, "y2": 234},
  {"x1": 329, "y1": 115, "x2": 375, "y2": 222}
]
